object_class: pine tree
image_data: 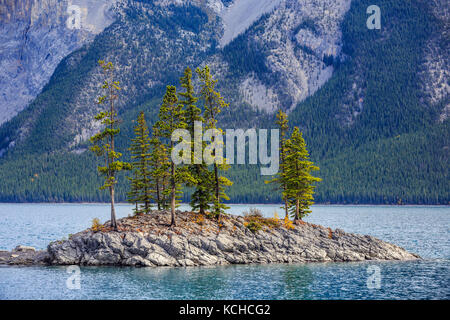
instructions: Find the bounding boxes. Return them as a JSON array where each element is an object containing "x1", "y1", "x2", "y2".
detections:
[
  {"x1": 149, "y1": 134, "x2": 170, "y2": 211},
  {"x1": 265, "y1": 109, "x2": 290, "y2": 218},
  {"x1": 179, "y1": 67, "x2": 214, "y2": 215},
  {"x1": 128, "y1": 112, "x2": 153, "y2": 215},
  {"x1": 154, "y1": 85, "x2": 195, "y2": 226},
  {"x1": 90, "y1": 60, "x2": 131, "y2": 231},
  {"x1": 179, "y1": 67, "x2": 202, "y2": 137},
  {"x1": 127, "y1": 168, "x2": 141, "y2": 214},
  {"x1": 196, "y1": 65, "x2": 232, "y2": 220},
  {"x1": 283, "y1": 127, "x2": 321, "y2": 222}
]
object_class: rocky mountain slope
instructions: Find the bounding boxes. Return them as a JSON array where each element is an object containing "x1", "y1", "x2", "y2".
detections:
[
  {"x1": 0, "y1": 0, "x2": 353, "y2": 150},
  {"x1": 0, "y1": 0, "x2": 448, "y2": 204},
  {"x1": 0, "y1": 0, "x2": 117, "y2": 125}
]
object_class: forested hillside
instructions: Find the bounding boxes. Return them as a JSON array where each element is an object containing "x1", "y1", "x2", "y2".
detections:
[{"x1": 0, "y1": 0, "x2": 448, "y2": 204}]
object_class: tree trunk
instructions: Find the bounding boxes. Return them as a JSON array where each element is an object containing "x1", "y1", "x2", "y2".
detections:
[
  {"x1": 294, "y1": 198, "x2": 300, "y2": 222},
  {"x1": 110, "y1": 186, "x2": 118, "y2": 231},
  {"x1": 144, "y1": 185, "x2": 149, "y2": 214},
  {"x1": 156, "y1": 179, "x2": 161, "y2": 210},
  {"x1": 284, "y1": 198, "x2": 289, "y2": 218},
  {"x1": 109, "y1": 80, "x2": 117, "y2": 231},
  {"x1": 170, "y1": 162, "x2": 176, "y2": 226},
  {"x1": 214, "y1": 163, "x2": 220, "y2": 221}
]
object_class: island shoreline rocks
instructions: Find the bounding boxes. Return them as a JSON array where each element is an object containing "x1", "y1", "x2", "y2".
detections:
[{"x1": 0, "y1": 211, "x2": 420, "y2": 267}]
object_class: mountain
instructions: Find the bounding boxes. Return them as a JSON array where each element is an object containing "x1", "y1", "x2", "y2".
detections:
[
  {"x1": 0, "y1": 0, "x2": 117, "y2": 126},
  {"x1": 0, "y1": 0, "x2": 448, "y2": 204}
]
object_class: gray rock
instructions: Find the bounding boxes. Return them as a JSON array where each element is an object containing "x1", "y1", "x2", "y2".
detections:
[
  {"x1": 0, "y1": 245, "x2": 49, "y2": 265},
  {"x1": 14, "y1": 245, "x2": 36, "y2": 252},
  {"x1": 43, "y1": 213, "x2": 419, "y2": 267},
  {"x1": 1, "y1": 212, "x2": 420, "y2": 267}
]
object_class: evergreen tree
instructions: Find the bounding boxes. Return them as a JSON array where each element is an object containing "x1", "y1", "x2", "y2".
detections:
[
  {"x1": 127, "y1": 168, "x2": 141, "y2": 214},
  {"x1": 154, "y1": 85, "x2": 195, "y2": 226},
  {"x1": 128, "y1": 111, "x2": 153, "y2": 215},
  {"x1": 179, "y1": 67, "x2": 214, "y2": 214},
  {"x1": 90, "y1": 60, "x2": 131, "y2": 231},
  {"x1": 196, "y1": 65, "x2": 232, "y2": 220},
  {"x1": 179, "y1": 67, "x2": 202, "y2": 136},
  {"x1": 283, "y1": 127, "x2": 321, "y2": 221},
  {"x1": 149, "y1": 134, "x2": 170, "y2": 211},
  {"x1": 265, "y1": 109, "x2": 290, "y2": 217}
]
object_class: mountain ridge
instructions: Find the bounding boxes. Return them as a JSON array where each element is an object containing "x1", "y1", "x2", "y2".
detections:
[{"x1": 0, "y1": 0, "x2": 448, "y2": 204}]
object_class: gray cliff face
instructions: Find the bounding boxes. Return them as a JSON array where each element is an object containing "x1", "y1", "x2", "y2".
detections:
[
  {"x1": 41, "y1": 212, "x2": 419, "y2": 267},
  {"x1": 207, "y1": 0, "x2": 352, "y2": 115},
  {"x1": 0, "y1": 0, "x2": 117, "y2": 125},
  {"x1": 0, "y1": 0, "x2": 354, "y2": 150},
  {"x1": 420, "y1": 0, "x2": 450, "y2": 123}
]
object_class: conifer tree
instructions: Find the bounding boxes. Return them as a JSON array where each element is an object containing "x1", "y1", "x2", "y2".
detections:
[
  {"x1": 196, "y1": 65, "x2": 232, "y2": 219},
  {"x1": 90, "y1": 60, "x2": 131, "y2": 231},
  {"x1": 179, "y1": 67, "x2": 202, "y2": 137},
  {"x1": 128, "y1": 111, "x2": 153, "y2": 215},
  {"x1": 154, "y1": 85, "x2": 195, "y2": 226},
  {"x1": 127, "y1": 168, "x2": 141, "y2": 214},
  {"x1": 265, "y1": 109, "x2": 290, "y2": 218},
  {"x1": 179, "y1": 67, "x2": 214, "y2": 215},
  {"x1": 149, "y1": 134, "x2": 170, "y2": 211},
  {"x1": 283, "y1": 127, "x2": 321, "y2": 222}
]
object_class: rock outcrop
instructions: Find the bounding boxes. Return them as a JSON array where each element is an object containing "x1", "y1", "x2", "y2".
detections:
[
  {"x1": 36, "y1": 211, "x2": 420, "y2": 267},
  {"x1": 0, "y1": 245, "x2": 48, "y2": 265}
]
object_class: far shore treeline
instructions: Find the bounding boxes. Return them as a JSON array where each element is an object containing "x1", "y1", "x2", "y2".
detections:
[{"x1": 91, "y1": 61, "x2": 320, "y2": 230}]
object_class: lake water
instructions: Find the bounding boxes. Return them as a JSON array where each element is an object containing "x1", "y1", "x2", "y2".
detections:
[{"x1": 0, "y1": 204, "x2": 448, "y2": 300}]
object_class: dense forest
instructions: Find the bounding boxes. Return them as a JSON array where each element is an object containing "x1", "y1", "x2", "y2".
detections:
[{"x1": 0, "y1": 0, "x2": 448, "y2": 204}]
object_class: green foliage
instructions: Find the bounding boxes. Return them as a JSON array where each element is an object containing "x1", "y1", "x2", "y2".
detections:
[
  {"x1": 243, "y1": 208, "x2": 281, "y2": 232},
  {"x1": 283, "y1": 128, "x2": 321, "y2": 220},
  {"x1": 90, "y1": 61, "x2": 131, "y2": 190},
  {"x1": 265, "y1": 110, "x2": 290, "y2": 217},
  {"x1": 149, "y1": 135, "x2": 170, "y2": 210},
  {"x1": 196, "y1": 66, "x2": 233, "y2": 217},
  {"x1": 286, "y1": 0, "x2": 448, "y2": 205},
  {"x1": 90, "y1": 61, "x2": 131, "y2": 230},
  {"x1": 0, "y1": 0, "x2": 447, "y2": 206},
  {"x1": 179, "y1": 67, "x2": 214, "y2": 214},
  {"x1": 244, "y1": 220, "x2": 263, "y2": 233},
  {"x1": 154, "y1": 85, "x2": 195, "y2": 225},
  {"x1": 128, "y1": 112, "x2": 153, "y2": 214},
  {"x1": 222, "y1": 17, "x2": 270, "y2": 77}
]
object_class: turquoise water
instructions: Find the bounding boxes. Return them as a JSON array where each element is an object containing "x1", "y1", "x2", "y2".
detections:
[{"x1": 0, "y1": 204, "x2": 449, "y2": 300}]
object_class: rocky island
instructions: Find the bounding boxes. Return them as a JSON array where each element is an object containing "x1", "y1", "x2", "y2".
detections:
[{"x1": 0, "y1": 210, "x2": 420, "y2": 267}]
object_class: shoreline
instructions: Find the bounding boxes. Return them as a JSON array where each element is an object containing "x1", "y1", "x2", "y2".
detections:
[
  {"x1": 0, "y1": 202, "x2": 448, "y2": 207},
  {"x1": 1, "y1": 210, "x2": 421, "y2": 267}
]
